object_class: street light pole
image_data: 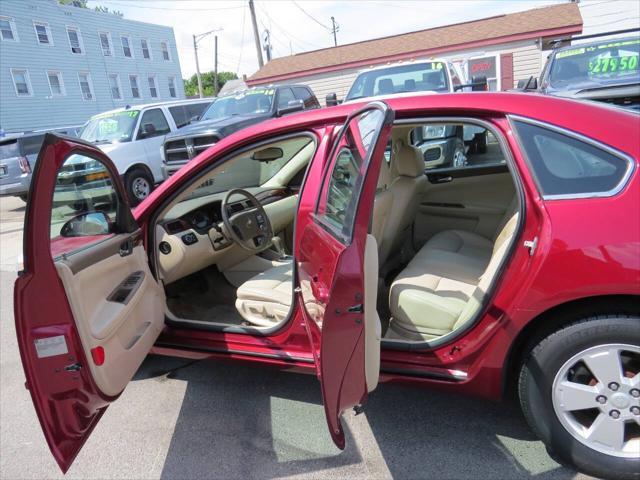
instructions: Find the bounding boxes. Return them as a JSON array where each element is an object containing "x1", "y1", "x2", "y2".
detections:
[{"x1": 192, "y1": 28, "x2": 223, "y2": 98}]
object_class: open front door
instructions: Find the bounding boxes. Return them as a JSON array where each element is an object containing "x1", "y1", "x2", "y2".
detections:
[
  {"x1": 14, "y1": 134, "x2": 165, "y2": 472},
  {"x1": 296, "y1": 102, "x2": 394, "y2": 448}
]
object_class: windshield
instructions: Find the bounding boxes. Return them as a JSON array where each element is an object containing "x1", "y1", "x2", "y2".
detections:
[
  {"x1": 549, "y1": 38, "x2": 640, "y2": 90},
  {"x1": 201, "y1": 89, "x2": 275, "y2": 120},
  {"x1": 182, "y1": 136, "x2": 313, "y2": 201},
  {"x1": 345, "y1": 62, "x2": 449, "y2": 100},
  {"x1": 80, "y1": 110, "x2": 140, "y2": 143}
]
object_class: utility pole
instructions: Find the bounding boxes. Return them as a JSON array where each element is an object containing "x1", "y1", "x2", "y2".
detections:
[
  {"x1": 193, "y1": 34, "x2": 203, "y2": 98},
  {"x1": 214, "y1": 35, "x2": 218, "y2": 95},
  {"x1": 330, "y1": 16, "x2": 339, "y2": 47},
  {"x1": 263, "y1": 30, "x2": 272, "y2": 62},
  {"x1": 192, "y1": 28, "x2": 223, "y2": 98},
  {"x1": 249, "y1": 0, "x2": 264, "y2": 68}
]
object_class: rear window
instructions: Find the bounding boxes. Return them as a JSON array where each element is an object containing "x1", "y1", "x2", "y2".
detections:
[
  {"x1": 514, "y1": 120, "x2": 632, "y2": 197},
  {"x1": 0, "y1": 140, "x2": 20, "y2": 160},
  {"x1": 169, "y1": 102, "x2": 210, "y2": 129},
  {"x1": 20, "y1": 134, "x2": 46, "y2": 156}
]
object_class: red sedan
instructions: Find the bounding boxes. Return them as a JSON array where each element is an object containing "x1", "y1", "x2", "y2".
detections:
[{"x1": 14, "y1": 93, "x2": 639, "y2": 479}]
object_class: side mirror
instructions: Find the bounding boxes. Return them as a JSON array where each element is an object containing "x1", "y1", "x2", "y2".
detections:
[
  {"x1": 326, "y1": 92, "x2": 339, "y2": 106},
  {"x1": 60, "y1": 211, "x2": 112, "y2": 238},
  {"x1": 139, "y1": 123, "x2": 157, "y2": 138},
  {"x1": 277, "y1": 99, "x2": 304, "y2": 117}
]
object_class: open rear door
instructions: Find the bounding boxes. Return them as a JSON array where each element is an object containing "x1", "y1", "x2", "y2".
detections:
[
  {"x1": 296, "y1": 102, "x2": 394, "y2": 448},
  {"x1": 14, "y1": 134, "x2": 165, "y2": 472}
]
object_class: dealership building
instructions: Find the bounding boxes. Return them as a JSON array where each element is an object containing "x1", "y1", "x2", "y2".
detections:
[{"x1": 247, "y1": 3, "x2": 584, "y2": 103}]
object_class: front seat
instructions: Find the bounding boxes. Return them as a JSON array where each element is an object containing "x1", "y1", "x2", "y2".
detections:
[{"x1": 378, "y1": 140, "x2": 427, "y2": 269}]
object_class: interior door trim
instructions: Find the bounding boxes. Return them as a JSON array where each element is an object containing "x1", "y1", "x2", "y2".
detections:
[{"x1": 60, "y1": 230, "x2": 142, "y2": 274}]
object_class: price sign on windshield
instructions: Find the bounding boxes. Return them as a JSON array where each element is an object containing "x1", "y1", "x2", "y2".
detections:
[{"x1": 588, "y1": 55, "x2": 639, "y2": 75}]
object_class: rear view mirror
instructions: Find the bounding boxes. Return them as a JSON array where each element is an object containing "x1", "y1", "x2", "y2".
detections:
[
  {"x1": 60, "y1": 211, "x2": 112, "y2": 237},
  {"x1": 277, "y1": 99, "x2": 304, "y2": 117},
  {"x1": 326, "y1": 92, "x2": 339, "y2": 106},
  {"x1": 251, "y1": 147, "x2": 283, "y2": 162}
]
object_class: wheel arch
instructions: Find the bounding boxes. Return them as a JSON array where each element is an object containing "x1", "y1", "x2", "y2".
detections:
[
  {"x1": 124, "y1": 163, "x2": 154, "y2": 182},
  {"x1": 502, "y1": 294, "x2": 640, "y2": 398}
]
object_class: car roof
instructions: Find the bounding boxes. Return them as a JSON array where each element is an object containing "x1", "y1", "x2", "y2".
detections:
[
  {"x1": 554, "y1": 35, "x2": 639, "y2": 52},
  {"x1": 90, "y1": 98, "x2": 214, "y2": 117},
  {"x1": 357, "y1": 59, "x2": 449, "y2": 73},
  {"x1": 216, "y1": 84, "x2": 310, "y2": 99}
]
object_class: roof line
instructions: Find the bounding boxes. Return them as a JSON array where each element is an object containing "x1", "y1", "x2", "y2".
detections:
[{"x1": 247, "y1": 24, "x2": 582, "y2": 85}]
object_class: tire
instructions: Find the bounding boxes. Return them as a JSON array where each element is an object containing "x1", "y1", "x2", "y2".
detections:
[
  {"x1": 451, "y1": 139, "x2": 467, "y2": 168},
  {"x1": 473, "y1": 132, "x2": 487, "y2": 154},
  {"x1": 518, "y1": 316, "x2": 640, "y2": 480},
  {"x1": 124, "y1": 167, "x2": 153, "y2": 206}
]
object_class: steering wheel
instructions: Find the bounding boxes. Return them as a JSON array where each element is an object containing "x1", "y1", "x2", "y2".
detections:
[{"x1": 221, "y1": 188, "x2": 273, "y2": 252}]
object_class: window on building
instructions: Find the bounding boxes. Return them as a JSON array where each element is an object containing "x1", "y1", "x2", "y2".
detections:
[
  {"x1": 513, "y1": 119, "x2": 632, "y2": 197},
  {"x1": 108, "y1": 74, "x2": 122, "y2": 100},
  {"x1": 99, "y1": 32, "x2": 112, "y2": 56},
  {"x1": 121, "y1": 35, "x2": 132, "y2": 57},
  {"x1": 11, "y1": 69, "x2": 32, "y2": 96},
  {"x1": 148, "y1": 75, "x2": 158, "y2": 98},
  {"x1": 0, "y1": 16, "x2": 18, "y2": 41},
  {"x1": 129, "y1": 75, "x2": 140, "y2": 99},
  {"x1": 141, "y1": 38, "x2": 151, "y2": 59},
  {"x1": 33, "y1": 21, "x2": 52, "y2": 45},
  {"x1": 161, "y1": 41, "x2": 170, "y2": 61},
  {"x1": 67, "y1": 27, "x2": 83, "y2": 54},
  {"x1": 168, "y1": 76, "x2": 176, "y2": 98},
  {"x1": 78, "y1": 72, "x2": 94, "y2": 100},
  {"x1": 47, "y1": 71, "x2": 65, "y2": 96},
  {"x1": 468, "y1": 56, "x2": 498, "y2": 91}
]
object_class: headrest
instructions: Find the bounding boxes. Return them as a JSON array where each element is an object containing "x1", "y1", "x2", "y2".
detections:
[
  {"x1": 404, "y1": 79, "x2": 416, "y2": 91},
  {"x1": 423, "y1": 71, "x2": 444, "y2": 88},
  {"x1": 378, "y1": 78, "x2": 394, "y2": 94},
  {"x1": 393, "y1": 140, "x2": 424, "y2": 178}
]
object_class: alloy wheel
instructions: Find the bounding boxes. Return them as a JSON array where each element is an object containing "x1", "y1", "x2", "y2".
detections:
[
  {"x1": 452, "y1": 148, "x2": 467, "y2": 168},
  {"x1": 552, "y1": 343, "x2": 640, "y2": 458},
  {"x1": 131, "y1": 177, "x2": 150, "y2": 200}
]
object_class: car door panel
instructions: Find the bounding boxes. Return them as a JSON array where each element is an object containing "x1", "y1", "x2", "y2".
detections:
[
  {"x1": 296, "y1": 102, "x2": 393, "y2": 449},
  {"x1": 14, "y1": 134, "x2": 162, "y2": 472},
  {"x1": 415, "y1": 171, "x2": 515, "y2": 246}
]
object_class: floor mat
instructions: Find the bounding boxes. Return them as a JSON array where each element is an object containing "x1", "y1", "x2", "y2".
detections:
[{"x1": 165, "y1": 266, "x2": 245, "y2": 325}]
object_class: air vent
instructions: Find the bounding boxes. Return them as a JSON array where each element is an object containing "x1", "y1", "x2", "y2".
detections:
[{"x1": 165, "y1": 220, "x2": 185, "y2": 234}]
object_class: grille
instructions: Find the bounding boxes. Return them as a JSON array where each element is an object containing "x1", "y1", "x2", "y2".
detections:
[
  {"x1": 164, "y1": 134, "x2": 217, "y2": 164},
  {"x1": 424, "y1": 147, "x2": 441, "y2": 162}
]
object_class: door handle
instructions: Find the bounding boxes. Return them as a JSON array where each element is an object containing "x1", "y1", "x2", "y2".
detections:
[
  {"x1": 347, "y1": 304, "x2": 363, "y2": 313},
  {"x1": 119, "y1": 238, "x2": 134, "y2": 257},
  {"x1": 435, "y1": 176, "x2": 453, "y2": 183}
]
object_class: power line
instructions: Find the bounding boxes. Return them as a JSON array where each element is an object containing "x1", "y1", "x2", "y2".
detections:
[
  {"x1": 258, "y1": 2, "x2": 324, "y2": 51},
  {"x1": 236, "y1": 1, "x2": 247, "y2": 74},
  {"x1": 291, "y1": 0, "x2": 329, "y2": 30}
]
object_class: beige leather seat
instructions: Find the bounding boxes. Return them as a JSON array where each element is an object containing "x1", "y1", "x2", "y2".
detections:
[
  {"x1": 371, "y1": 160, "x2": 393, "y2": 248},
  {"x1": 387, "y1": 198, "x2": 519, "y2": 341},
  {"x1": 235, "y1": 261, "x2": 293, "y2": 326},
  {"x1": 378, "y1": 140, "x2": 427, "y2": 268}
]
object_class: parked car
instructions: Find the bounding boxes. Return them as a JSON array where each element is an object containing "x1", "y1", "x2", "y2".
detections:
[
  {"x1": 521, "y1": 31, "x2": 640, "y2": 111},
  {"x1": 0, "y1": 126, "x2": 80, "y2": 201},
  {"x1": 327, "y1": 60, "x2": 489, "y2": 166},
  {"x1": 78, "y1": 98, "x2": 212, "y2": 205},
  {"x1": 161, "y1": 85, "x2": 320, "y2": 178},
  {"x1": 15, "y1": 93, "x2": 639, "y2": 479}
]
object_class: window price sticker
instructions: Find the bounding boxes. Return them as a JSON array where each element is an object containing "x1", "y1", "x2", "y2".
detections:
[{"x1": 34, "y1": 335, "x2": 69, "y2": 359}]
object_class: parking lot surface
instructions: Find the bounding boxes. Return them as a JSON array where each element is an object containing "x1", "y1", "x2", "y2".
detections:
[{"x1": 0, "y1": 196, "x2": 591, "y2": 479}]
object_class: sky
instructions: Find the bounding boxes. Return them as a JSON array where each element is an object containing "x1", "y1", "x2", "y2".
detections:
[{"x1": 89, "y1": 0, "x2": 569, "y2": 80}]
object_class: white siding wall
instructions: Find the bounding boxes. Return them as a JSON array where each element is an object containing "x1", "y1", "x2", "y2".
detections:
[
  {"x1": 512, "y1": 42, "x2": 543, "y2": 88},
  {"x1": 577, "y1": 0, "x2": 640, "y2": 40}
]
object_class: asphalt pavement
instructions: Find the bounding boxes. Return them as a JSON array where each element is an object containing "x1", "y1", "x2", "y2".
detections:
[{"x1": 0, "y1": 195, "x2": 592, "y2": 479}]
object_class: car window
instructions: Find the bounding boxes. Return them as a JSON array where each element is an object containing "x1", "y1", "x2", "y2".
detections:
[
  {"x1": 513, "y1": 120, "x2": 631, "y2": 197},
  {"x1": 186, "y1": 102, "x2": 209, "y2": 120},
  {"x1": 316, "y1": 108, "x2": 385, "y2": 242},
  {"x1": 20, "y1": 134, "x2": 46, "y2": 156},
  {"x1": 409, "y1": 122, "x2": 505, "y2": 171},
  {"x1": 277, "y1": 88, "x2": 296, "y2": 109},
  {"x1": 0, "y1": 139, "x2": 20, "y2": 159},
  {"x1": 168, "y1": 106, "x2": 189, "y2": 129},
  {"x1": 137, "y1": 108, "x2": 170, "y2": 139},
  {"x1": 50, "y1": 154, "x2": 118, "y2": 258},
  {"x1": 293, "y1": 86, "x2": 319, "y2": 109}
]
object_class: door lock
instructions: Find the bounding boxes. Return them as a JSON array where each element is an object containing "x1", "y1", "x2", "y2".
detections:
[{"x1": 347, "y1": 304, "x2": 363, "y2": 313}]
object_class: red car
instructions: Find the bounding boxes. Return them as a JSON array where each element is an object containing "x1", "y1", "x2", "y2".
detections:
[{"x1": 14, "y1": 93, "x2": 639, "y2": 479}]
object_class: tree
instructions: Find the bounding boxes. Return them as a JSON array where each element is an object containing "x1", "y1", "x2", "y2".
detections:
[
  {"x1": 58, "y1": 0, "x2": 123, "y2": 18},
  {"x1": 183, "y1": 71, "x2": 238, "y2": 97}
]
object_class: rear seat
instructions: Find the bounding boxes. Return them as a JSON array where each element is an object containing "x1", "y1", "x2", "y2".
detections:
[{"x1": 387, "y1": 197, "x2": 519, "y2": 341}]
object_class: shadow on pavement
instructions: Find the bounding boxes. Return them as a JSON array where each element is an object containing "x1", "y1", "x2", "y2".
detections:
[{"x1": 134, "y1": 355, "x2": 580, "y2": 480}]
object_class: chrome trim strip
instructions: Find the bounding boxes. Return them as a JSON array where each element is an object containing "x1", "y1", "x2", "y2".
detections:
[{"x1": 508, "y1": 114, "x2": 636, "y2": 201}]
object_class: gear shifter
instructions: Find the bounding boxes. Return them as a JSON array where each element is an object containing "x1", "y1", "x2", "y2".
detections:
[{"x1": 271, "y1": 236, "x2": 287, "y2": 259}]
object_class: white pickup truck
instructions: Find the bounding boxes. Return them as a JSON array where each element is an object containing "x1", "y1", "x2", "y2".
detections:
[{"x1": 326, "y1": 60, "x2": 488, "y2": 168}]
